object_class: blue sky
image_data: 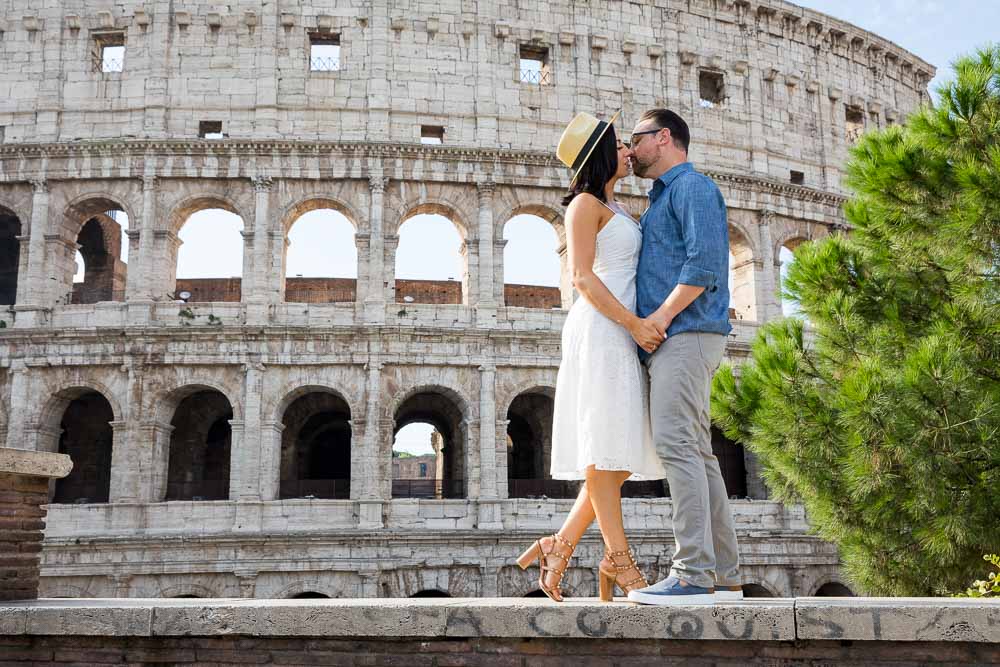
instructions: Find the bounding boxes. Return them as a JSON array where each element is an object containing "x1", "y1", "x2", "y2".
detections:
[{"x1": 793, "y1": 0, "x2": 998, "y2": 93}]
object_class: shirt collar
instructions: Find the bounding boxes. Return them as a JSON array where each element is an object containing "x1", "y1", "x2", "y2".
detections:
[{"x1": 648, "y1": 162, "x2": 694, "y2": 202}]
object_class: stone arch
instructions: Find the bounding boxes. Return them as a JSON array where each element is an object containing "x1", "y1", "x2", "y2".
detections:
[
  {"x1": 410, "y1": 589, "x2": 451, "y2": 597},
  {"x1": 37, "y1": 381, "x2": 124, "y2": 430},
  {"x1": 775, "y1": 230, "x2": 817, "y2": 319},
  {"x1": 497, "y1": 378, "x2": 558, "y2": 421},
  {"x1": 59, "y1": 194, "x2": 133, "y2": 304},
  {"x1": 505, "y1": 385, "x2": 560, "y2": 499},
  {"x1": 387, "y1": 183, "x2": 476, "y2": 239},
  {"x1": 270, "y1": 383, "x2": 362, "y2": 427},
  {"x1": 154, "y1": 380, "x2": 244, "y2": 425},
  {"x1": 499, "y1": 204, "x2": 567, "y2": 309},
  {"x1": 37, "y1": 386, "x2": 119, "y2": 505},
  {"x1": 742, "y1": 581, "x2": 779, "y2": 598},
  {"x1": 278, "y1": 195, "x2": 365, "y2": 235},
  {"x1": 814, "y1": 580, "x2": 855, "y2": 596},
  {"x1": 160, "y1": 583, "x2": 219, "y2": 598},
  {"x1": 278, "y1": 387, "x2": 353, "y2": 500},
  {"x1": 728, "y1": 215, "x2": 758, "y2": 322},
  {"x1": 494, "y1": 201, "x2": 566, "y2": 244},
  {"x1": 276, "y1": 581, "x2": 338, "y2": 599},
  {"x1": 61, "y1": 191, "x2": 138, "y2": 241},
  {"x1": 388, "y1": 383, "x2": 472, "y2": 499},
  {"x1": 164, "y1": 386, "x2": 236, "y2": 501},
  {"x1": 165, "y1": 192, "x2": 251, "y2": 237}
]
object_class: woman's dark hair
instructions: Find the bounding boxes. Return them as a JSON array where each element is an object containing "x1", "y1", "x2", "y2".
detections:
[{"x1": 561, "y1": 127, "x2": 618, "y2": 207}]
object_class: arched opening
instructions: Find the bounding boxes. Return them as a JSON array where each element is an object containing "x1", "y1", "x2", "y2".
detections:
[
  {"x1": 779, "y1": 241, "x2": 805, "y2": 318},
  {"x1": 711, "y1": 426, "x2": 747, "y2": 499},
  {"x1": 410, "y1": 589, "x2": 451, "y2": 598},
  {"x1": 502, "y1": 215, "x2": 562, "y2": 309},
  {"x1": 524, "y1": 589, "x2": 550, "y2": 598},
  {"x1": 729, "y1": 224, "x2": 756, "y2": 321},
  {"x1": 52, "y1": 391, "x2": 115, "y2": 504},
  {"x1": 742, "y1": 583, "x2": 774, "y2": 598},
  {"x1": 174, "y1": 208, "x2": 245, "y2": 302},
  {"x1": 284, "y1": 207, "x2": 358, "y2": 303},
  {"x1": 506, "y1": 389, "x2": 571, "y2": 498},
  {"x1": 166, "y1": 389, "x2": 233, "y2": 501},
  {"x1": 291, "y1": 591, "x2": 330, "y2": 599},
  {"x1": 0, "y1": 207, "x2": 21, "y2": 305},
  {"x1": 815, "y1": 582, "x2": 854, "y2": 597},
  {"x1": 392, "y1": 390, "x2": 466, "y2": 499},
  {"x1": 395, "y1": 213, "x2": 468, "y2": 305},
  {"x1": 68, "y1": 202, "x2": 129, "y2": 304},
  {"x1": 280, "y1": 391, "x2": 352, "y2": 499},
  {"x1": 392, "y1": 422, "x2": 443, "y2": 498}
]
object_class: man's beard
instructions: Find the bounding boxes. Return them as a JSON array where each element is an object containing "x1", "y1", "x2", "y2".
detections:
[{"x1": 632, "y1": 156, "x2": 652, "y2": 178}]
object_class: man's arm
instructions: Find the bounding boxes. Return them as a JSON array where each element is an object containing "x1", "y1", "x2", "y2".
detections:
[{"x1": 647, "y1": 176, "x2": 726, "y2": 336}]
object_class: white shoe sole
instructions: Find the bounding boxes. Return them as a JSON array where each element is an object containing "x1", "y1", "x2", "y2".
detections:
[
  {"x1": 627, "y1": 590, "x2": 716, "y2": 605},
  {"x1": 714, "y1": 591, "x2": 744, "y2": 601}
]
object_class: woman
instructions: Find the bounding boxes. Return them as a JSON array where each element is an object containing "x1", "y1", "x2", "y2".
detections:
[{"x1": 516, "y1": 112, "x2": 667, "y2": 602}]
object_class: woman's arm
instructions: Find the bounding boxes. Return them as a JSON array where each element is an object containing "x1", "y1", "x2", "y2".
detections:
[{"x1": 566, "y1": 194, "x2": 663, "y2": 353}]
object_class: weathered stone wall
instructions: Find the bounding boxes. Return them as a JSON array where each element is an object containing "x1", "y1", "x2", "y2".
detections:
[{"x1": 0, "y1": 0, "x2": 934, "y2": 599}]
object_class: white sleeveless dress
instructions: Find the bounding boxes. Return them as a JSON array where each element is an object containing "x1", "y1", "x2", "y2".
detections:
[{"x1": 549, "y1": 203, "x2": 667, "y2": 481}]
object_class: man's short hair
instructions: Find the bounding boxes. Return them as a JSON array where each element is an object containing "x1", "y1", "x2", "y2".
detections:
[{"x1": 640, "y1": 109, "x2": 690, "y2": 152}]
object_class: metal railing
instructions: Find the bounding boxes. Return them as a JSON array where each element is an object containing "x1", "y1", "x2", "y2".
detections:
[
  {"x1": 310, "y1": 56, "x2": 341, "y2": 71},
  {"x1": 165, "y1": 480, "x2": 229, "y2": 501},
  {"x1": 520, "y1": 68, "x2": 550, "y2": 85},
  {"x1": 283, "y1": 284, "x2": 357, "y2": 303},
  {"x1": 392, "y1": 478, "x2": 464, "y2": 499},
  {"x1": 508, "y1": 478, "x2": 668, "y2": 499},
  {"x1": 280, "y1": 479, "x2": 351, "y2": 500}
]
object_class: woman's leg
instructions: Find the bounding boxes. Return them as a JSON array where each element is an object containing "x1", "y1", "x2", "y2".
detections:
[
  {"x1": 583, "y1": 466, "x2": 632, "y2": 553},
  {"x1": 540, "y1": 471, "x2": 632, "y2": 594}
]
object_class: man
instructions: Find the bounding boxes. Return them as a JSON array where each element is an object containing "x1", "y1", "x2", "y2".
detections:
[{"x1": 625, "y1": 109, "x2": 742, "y2": 605}]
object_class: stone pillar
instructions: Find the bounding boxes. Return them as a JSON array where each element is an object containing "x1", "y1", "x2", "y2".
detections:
[
  {"x1": 246, "y1": 176, "x2": 273, "y2": 325},
  {"x1": 107, "y1": 420, "x2": 132, "y2": 503},
  {"x1": 744, "y1": 448, "x2": 769, "y2": 500},
  {"x1": 495, "y1": 417, "x2": 511, "y2": 499},
  {"x1": 477, "y1": 363, "x2": 503, "y2": 529},
  {"x1": 132, "y1": 175, "x2": 158, "y2": 300},
  {"x1": 260, "y1": 421, "x2": 284, "y2": 501},
  {"x1": 382, "y1": 234, "x2": 399, "y2": 307},
  {"x1": 3, "y1": 362, "x2": 30, "y2": 451},
  {"x1": 231, "y1": 358, "x2": 267, "y2": 501},
  {"x1": 13, "y1": 180, "x2": 51, "y2": 327},
  {"x1": 756, "y1": 209, "x2": 780, "y2": 322},
  {"x1": 364, "y1": 175, "x2": 388, "y2": 323},
  {"x1": 358, "y1": 356, "x2": 385, "y2": 529},
  {"x1": 145, "y1": 420, "x2": 174, "y2": 502},
  {"x1": 475, "y1": 181, "x2": 497, "y2": 327},
  {"x1": 353, "y1": 232, "x2": 371, "y2": 313},
  {"x1": 0, "y1": 447, "x2": 72, "y2": 600}
]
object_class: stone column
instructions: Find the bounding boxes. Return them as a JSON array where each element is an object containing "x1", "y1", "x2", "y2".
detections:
[
  {"x1": 107, "y1": 420, "x2": 132, "y2": 503},
  {"x1": 3, "y1": 362, "x2": 30, "y2": 451},
  {"x1": 364, "y1": 175, "x2": 388, "y2": 323},
  {"x1": 382, "y1": 234, "x2": 399, "y2": 307},
  {"x1": 260, "y1": 421, "x2": 285, "y2": 501},
  {"x1": 246, "y1": 175, "x2": 273, "y2": 325},
  {"x1": 144, "y1": 420, "x2": 174, "y2": 502},
  {"x1": 358, "y1": 357, "x2": 385, "y2": 528},
  {"x1": 495, "y1": 417, "x2": 511, "y2": 499},
  {"x1": 0, "y1": 447, "x2": 72, "y2": 600},
  {"x1": 477, "y1": 363, "x2": 503, "y2": 530},
  {"x1": 475, "y1": 181, "x2": 497, "y2": 327},
  {"x1": 13, "y1": 180, "x2": 51, "y2": 327},
  {"x1": 353, "y1": 232, "x2": 371, "y2": 313},
  {"x1": 231, "y1": 358, "x2": 267, "y2": 501},
  {"x1": 756, "y1": 209, "x2": 780, "y2": 322},
  {"x1": 132, "y1": 175, "x2": 158, "y2": 300}
]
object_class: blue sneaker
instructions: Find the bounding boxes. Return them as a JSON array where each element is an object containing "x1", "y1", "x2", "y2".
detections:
[{"x1": 627, "y1": 576, "x2": 716, "y2": 605}]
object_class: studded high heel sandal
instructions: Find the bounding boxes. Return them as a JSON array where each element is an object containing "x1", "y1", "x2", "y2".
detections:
[
  {"x1": 598, "y1": 547, "x2": 648, "y2": 602},
  {"x1": 515, "y1": 533, "x2": 576, "y2": 602}
]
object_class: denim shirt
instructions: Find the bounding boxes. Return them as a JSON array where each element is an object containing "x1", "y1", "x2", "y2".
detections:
[{"x1": 636, "y1": 162, "x2": 732, "y2": 355}]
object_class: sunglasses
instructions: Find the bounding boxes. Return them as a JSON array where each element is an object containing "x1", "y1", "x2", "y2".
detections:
[{"x1": 628, "y1": 128, "x2": 662, "y2": 148}]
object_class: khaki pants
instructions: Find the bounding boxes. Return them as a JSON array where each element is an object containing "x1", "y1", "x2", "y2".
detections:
[{"x1": 644, "y1": 332, "x2": 741, "y2": 588}]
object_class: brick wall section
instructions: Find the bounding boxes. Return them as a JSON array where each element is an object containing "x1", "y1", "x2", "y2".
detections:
[
  {"x1": 0, "y1": 636, "x2": 996, "y2": 666},
  {"x1": 170, "y1": 277, "x2": 562, "y2": 308},
  {"x1": 0, "y1": 474, "x2": 48, "y2": 601}
]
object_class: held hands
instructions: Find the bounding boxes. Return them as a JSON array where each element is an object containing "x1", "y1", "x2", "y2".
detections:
[{"x1": 628, "y1": 309, "x2": 673, "y2": 354}]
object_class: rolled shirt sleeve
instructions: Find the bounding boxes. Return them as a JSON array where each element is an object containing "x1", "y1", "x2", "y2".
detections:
[{"x1": 672, "y1": 176, "x2": 727, "y2": 293}]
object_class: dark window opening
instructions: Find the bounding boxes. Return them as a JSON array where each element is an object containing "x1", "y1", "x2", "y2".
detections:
[
  {"x1": 420, "y1": 125, "x2": 445, "y2": 145},
  {"x1": 790, "y1": 170, "x2": 805, "y2": 185},
  {"x1": 92, "y1": 32, "x2": 125, "y2": 73},
  {"x1": 699, "y1": 70, "x2": 725, "y2": 108},
  {"x1": 199, "y1": 121, "x2": 225, "y2": 139},
  {"x1": 519, "y1": 44, "x2": 551, "y2": 85},
  {"x1": 309, "y1": 33, "x2": 341, "y2": 71}
]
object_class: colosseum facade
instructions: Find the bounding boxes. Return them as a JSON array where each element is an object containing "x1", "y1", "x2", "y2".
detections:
[{"x1": 0, "y1": 0, "x2": 932, "y2": 599}]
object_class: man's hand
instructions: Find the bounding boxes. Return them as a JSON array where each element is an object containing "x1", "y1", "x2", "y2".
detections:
[
  {"x1": 646, "y1": 309, "x2": 674, "y2": 340},
  {"x1": 628, "y1": 317, "x2": 663, "y2": 354}
]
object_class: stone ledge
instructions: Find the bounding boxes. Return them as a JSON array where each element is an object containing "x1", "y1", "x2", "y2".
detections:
[
  {"x1": 1, "y1": 598, "x2": 997, "y2": 643},
  {"x1": 0, "y1": 448, "x2": 72, "y2": 479}
]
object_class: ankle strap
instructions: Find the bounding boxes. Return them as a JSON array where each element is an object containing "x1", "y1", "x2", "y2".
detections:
[{"x1": 552, "y1": 533, "x2": 575, "y2": 550}]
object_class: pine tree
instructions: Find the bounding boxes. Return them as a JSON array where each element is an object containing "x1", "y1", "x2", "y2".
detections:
[{"x1": 711, "y1": 46, "x2": 1000, "y2": 596}]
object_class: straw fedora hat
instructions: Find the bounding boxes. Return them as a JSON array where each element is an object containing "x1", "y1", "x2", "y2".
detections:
[{"x1": 556, "y1": 110, "x2": 622, "y2": 184}]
